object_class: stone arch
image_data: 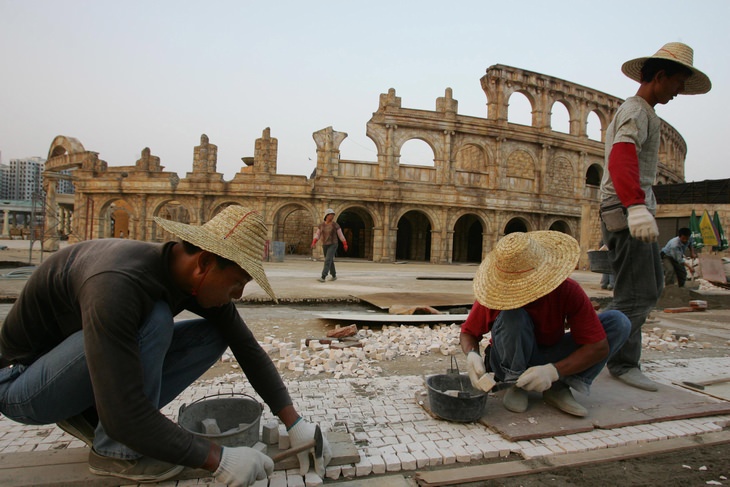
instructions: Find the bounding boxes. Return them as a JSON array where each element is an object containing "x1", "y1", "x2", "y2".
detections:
[
  {"x1": 506, "y1": 90, "x2": 535, "y2": 126},
  {"x1": 585, "y1": 163, "x2": 602, "y2": 187},
  {"x1": 47, "y1": 135, "x2": 85, "y2": 159},
  {"x1": 398, "y1": 138, "x2": 436, "y2": 167},
  {"x1": 269, "y1": 202, "x2": 312, "y2": 256},
  {"x1": 506, "y1": 149, "x2": 536, "y2": 192},
  {"x1": 549, "y1": 100, "x2": 571, "y2": 134},
  {"x1": 504, "y1": 217, "x2": 530, "y2": 235},
  {"x1": 452, "y1": 212, "x2": 484, "y2": 263},
  {"x1": 546, "y1": 156, "x2": 574, "y2": 197},
  {"x1": 547, "y1": 218, "x2": 574, "y2": 236},
  {"x1": 586, "y1": 109, "x2": 605, "y2": 141},
  {"x1": 338, "y1": 205, "x2": 376, "y2": 260},
  {"x1": 98, "y1": 198, "x2": 136, "y2": 239},
  {"x1": 150, "y1": 199, "x2": 193, "y2": 242},
  {"x1": 395, "y1": 209, "x2": 434, "y2": 261}
]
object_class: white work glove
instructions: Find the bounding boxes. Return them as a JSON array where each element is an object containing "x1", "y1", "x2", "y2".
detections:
[
  {"x1": 627, "y1": 205, "x2": 659, "y2": 243},
  {"x1": 214, "y1": 446, "x2": 274, "y2": 487},
  {"x1": 516, "y1": 364, "x2": 559, "y2": 392},
  {"x1": 288, "y1": 419, "x2": 332, "y2": 476},
  {"x1": 466, "y1": 351, "x2": 487, "y2": 389}
]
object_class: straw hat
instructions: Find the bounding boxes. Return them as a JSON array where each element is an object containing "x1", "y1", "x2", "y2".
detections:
[
  {"x1": 621, "y1": 42, "x2": 711, "y2": 95},
  {"x1": 154, "y1": 205, "x2": 276, "y2": 302},
  {"x1": 473, "y1": 231, "x2": 580, "y2": 310}
]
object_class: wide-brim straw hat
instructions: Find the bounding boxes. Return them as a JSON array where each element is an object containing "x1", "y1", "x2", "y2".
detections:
[
  {"x1": 621, "y1": 42, "x2": 711, "y2": 95},
  {"x1": 474, "y1": 231, "x2": 580, "y2": 310},
  {"x1": 154, "y1": 205, "x2": 277, "y2": 302}
]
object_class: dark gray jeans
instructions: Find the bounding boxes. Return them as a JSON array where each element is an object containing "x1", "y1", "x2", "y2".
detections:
[{"x1": 601, "y1": 223, "x2": 664, "y2": 376}]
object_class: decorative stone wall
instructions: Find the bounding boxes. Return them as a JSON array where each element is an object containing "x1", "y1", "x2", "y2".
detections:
[{"x1": 41, "y1": 65, "x2": 688, "y2": 267}]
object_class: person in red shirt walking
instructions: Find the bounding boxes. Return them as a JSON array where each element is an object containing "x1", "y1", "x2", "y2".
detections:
[
  {"x1": 460, "y1": 231, "x2": 630, "y2": 417},
  {"x1": 311, "y1": 208, "x2": 348, "y2": 282}
]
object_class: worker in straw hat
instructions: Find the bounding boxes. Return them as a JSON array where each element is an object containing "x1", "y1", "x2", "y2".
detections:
[
  {"x1": 599, "y1": 42, "x2": 711, "y2": 392},
  {"x1": 460, "y1": 231, "x2": 631, "y2": 417},
  {"x1": 0, "y1": 206, "x2": 331, "y2": 485},
  {"x1": 311, "y1": 208, "x2": 348, "y2": 282}
]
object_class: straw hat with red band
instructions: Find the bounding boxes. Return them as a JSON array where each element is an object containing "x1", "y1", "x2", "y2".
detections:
[
  {"x1": 621, "y1": 42, "x2": 711, "y2": 95},
  {"x1": 473, "y1": 231, "x2": 580, "y2": 311},
  {"x1": 154, "y1": 205, "x2": 277, "y2": 302}
]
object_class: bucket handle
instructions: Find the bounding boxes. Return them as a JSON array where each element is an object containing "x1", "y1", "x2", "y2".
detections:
[
  {"x1": 179, "y1": 392, "x2": 263, "y2": 416},
  {"x1": 448, "y1": 355, "x2": 460, "y2": 375}
]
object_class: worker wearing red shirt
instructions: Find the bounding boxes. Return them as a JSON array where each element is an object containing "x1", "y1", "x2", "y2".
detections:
[{"x1": 460, "y1": 232, "x2": 630, "y2": 417}]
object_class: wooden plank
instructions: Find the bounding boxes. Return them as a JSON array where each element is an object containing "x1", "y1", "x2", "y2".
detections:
[
  {"x1": 415, "y1": 430, "x2": 730, "y2": 486},
  {"x1": 0, "y1": 431, "x2": 358, "y2": 487},
  {"x1": 317, "y1": 312, "x2": 468, "y2": 323}
]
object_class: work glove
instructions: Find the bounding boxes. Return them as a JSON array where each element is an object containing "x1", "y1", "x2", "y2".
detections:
[
  {"x1": 516, "y1": 364, "x2": 559, "y2": 392},
  {"x1": 214, "y1": 446, "x2": 274, "y2": 487},
  {"x1": 627, "y1": 205, "x2": 659, "y2": 243},
  {"x1": 466, "y1": 351, "x2": 487, "y2": 390},
  {"x1": 288, "y1": 419, "x2": 332, "y2": 476},
  {"x1": 343, "y1": 241, "x2": 349, "y2": 252},
  {"x1": 311, "y1": 238, "x2": 318, "y2": 248}
]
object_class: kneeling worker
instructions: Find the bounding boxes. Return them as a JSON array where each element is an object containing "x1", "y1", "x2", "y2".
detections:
[{"x1": 461, "y1": 231, "x2": 631, "y2": 416}]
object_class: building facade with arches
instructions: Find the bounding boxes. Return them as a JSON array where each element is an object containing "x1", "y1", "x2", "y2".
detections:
[{"x1": 41, "y1": 65, "x2": 687, "y2": 268}]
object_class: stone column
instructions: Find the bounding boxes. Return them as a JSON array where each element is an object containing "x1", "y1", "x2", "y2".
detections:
[
  {"x1": 2, "y1": 209, "x2": 8, "y2": 238},
  {"x1": 43, "y1": 177, "x2": 60, "y2": 251}
]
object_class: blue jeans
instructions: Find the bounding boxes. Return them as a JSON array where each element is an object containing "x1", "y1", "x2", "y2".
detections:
[
  {"x1": 0, "y1": 301, "x2": 226, "y2": 459},
  {"x1": 321, "y1": 243, "x2": 338, "y2": 279},
  {"x1": 602, "y1": 224, "x2": 663, "y2": 376},
  {"x1": 488, "y1": 308, "x2": 630, "y2": 394}
]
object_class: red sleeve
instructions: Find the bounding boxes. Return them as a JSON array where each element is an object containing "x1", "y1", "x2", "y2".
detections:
[
  {"x1": 608, "y1": 142, "x2": 645, "y2": 207},
  {"x1": 461, "y1": 301, "x2": 499, "y2": 337}
]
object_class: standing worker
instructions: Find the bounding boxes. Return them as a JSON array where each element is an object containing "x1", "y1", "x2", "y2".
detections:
[
  {"x1": 0, "y1": 206, "x2": 331, "y2": 486},
  {"x1": 311, "y1": 208, "x2": 348, "y2": 282},
  {"x1": 599, "y1": 42, "x2": 711, "y2": 391}
]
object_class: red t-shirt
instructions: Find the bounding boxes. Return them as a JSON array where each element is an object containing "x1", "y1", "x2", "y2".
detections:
[{"x1": 461, "y1": 278, "x2": 606, "y2": 346}]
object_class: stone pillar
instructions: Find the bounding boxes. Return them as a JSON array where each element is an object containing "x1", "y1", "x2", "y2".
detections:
[{"x1": 43, "y1": 177, "x2": 60, "y2": 251}]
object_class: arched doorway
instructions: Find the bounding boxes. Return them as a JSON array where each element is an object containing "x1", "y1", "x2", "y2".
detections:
[
  {"x1": 504, "y1": 218, "x2": 529, "y2": 235},
  {"x1": 396, "y1": 210, "x2": 431, "y2": 261},
  {"x1": 106, "y1": 199, "x2": 133, "y2": 239},
  {"x1": 337, "y1": 208, "x2": 374, "y2": 260},
  {"x1": 273, "y1": 204, "x2": 311, "y2": 256},
  {"x1": 153, "y1": 201, "x2": 190, "y2": 242},
  {"x1": 453, "y1": 214, "x2": 483, "y2": 263},
  {"x1": 549, "y1": 220, "x2": 572, "y2": 235}
]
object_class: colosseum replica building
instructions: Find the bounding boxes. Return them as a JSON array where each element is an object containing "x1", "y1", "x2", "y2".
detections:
[{"x1": 42, "y1": 64, "x2": 687, "y2": 268}]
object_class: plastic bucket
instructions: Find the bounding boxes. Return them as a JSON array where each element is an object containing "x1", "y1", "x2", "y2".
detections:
[
  {"x1": 587, "y1": 250, "x2": 612, "y2": 274},
  {"x1": 426, "y1": 373, "x2": 487, "y2": 422},
  {"x1": 178, "y1": 393, "x2": 263, "y2": 447}
]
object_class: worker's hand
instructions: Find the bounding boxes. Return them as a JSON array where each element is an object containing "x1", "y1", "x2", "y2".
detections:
[
  {"x1": 627, "y1": 205, "x2": 659, "y2": 243},
  {"x1": 466, "y1": 351, "x2": 487, "y2": 389},
  {"x1": 516, "y1": 364, "x2": 559, "y2": 392},
  {"x1": 343, "y1": 241, "x2": 349, "y2": 252},
  {"x1": 214, "y1": 446, "x2": 274, "y2": 487},
  {"x1": 311, "y1": 239, "x2": 317, "y2": 249},
  {"x1": 288, "y1": 419, "x2": 332, "y2": 476}
]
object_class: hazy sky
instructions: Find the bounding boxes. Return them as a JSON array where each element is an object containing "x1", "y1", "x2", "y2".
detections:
[{"x1": 1, "y1": 1, "x2": 728, "y2": 182}]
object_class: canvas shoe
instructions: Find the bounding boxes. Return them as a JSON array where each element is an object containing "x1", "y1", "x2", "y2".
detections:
[
  {"x1": 56, "y1": 408, "x2": 98, "y2": 447},
  {"x1": 88, "y1": 449, "x2": 185, "y2": 483},
  {"x1": 615, "y1": 368, "x2": 659, "y2": 391},
  {"x1": 502, "y1": 385, "x2": 528, "y2": 413},
  {"x1": 543, "y1": 382, "x2": 588, "y2": 417},
  {"x1": 317, "y1": 277, "x2": 326, "y2": 282},
  {"x1": 330, "y1": 276, "x2": 337, "y2": 281}
]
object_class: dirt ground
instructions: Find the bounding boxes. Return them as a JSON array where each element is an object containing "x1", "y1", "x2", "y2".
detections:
[{"x1": 2, "y1": 247, "x2": 729, "y2": 485}]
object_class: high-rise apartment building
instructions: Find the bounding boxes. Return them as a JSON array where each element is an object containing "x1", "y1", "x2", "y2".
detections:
[{"x1": 0, "y1": 157, "x2": 45, "y2": 200}]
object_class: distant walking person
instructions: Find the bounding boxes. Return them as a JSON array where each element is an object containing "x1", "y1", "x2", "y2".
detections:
[
  {"x1": 599, "y1": 42, "x2": 711, "y2": 392},
  {"x1": 311, "y1": 208, "x2": 348, "y2": 282}
]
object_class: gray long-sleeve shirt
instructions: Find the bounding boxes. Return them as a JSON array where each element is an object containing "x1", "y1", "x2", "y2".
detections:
[{"x1": 0, "y1": 239, "x2": 291, "y2": 467}]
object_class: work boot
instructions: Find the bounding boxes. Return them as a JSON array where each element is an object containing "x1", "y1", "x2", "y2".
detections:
[
  {"x1": 88, "y1": 449, "x2": 185, "y2": 483},
  {"x1": 502, "y1": 385, "x2": 528, "y2": 413},
  {"x1": 56, "y1": 407, "x2": 98, "y2": 447},
  {"x1": 543, "y1": 382, "x2": 588, "y2": 417},
  {"x1": 614, "y1": 368, "x2": 659, "y2": 391}
]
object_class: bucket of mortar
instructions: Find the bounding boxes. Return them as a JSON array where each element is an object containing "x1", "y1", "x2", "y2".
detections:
[
  {"x1": 426, "y1": 356, "x2": 487, "y2": 422},
  {"x1": 178, "y1": 393, "x2": 263, "y2": 447}
]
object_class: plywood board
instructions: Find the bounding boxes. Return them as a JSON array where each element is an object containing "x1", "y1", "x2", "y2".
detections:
[
  {"x1": 318, "y1": 312, "x2": 468, "y2": 323},
  {"x1": 353, "y1": 292, "x2": 473, "y2": 310},
  {"x1": 699, "y1": 254, "x2": 727, "y2": 282},
  {"x1": 0, "y1": 431, "x2": 357, "y2": 487},
  {"x1": 417, "y1": 370, "x2": 730, "y2": 441}
]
